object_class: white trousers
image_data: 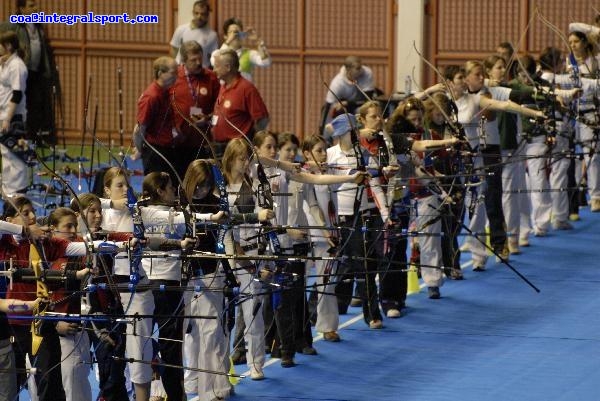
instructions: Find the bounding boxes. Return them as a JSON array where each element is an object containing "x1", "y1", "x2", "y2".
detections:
[
  {"x1": 550, "y1": 130, "x2": 571, "y2": 223},
  {"x1": 183, "y1": 274, "x2": 232, "y2": 401},
  {"x1": 233, "y1": 265, "x2": 265, "y2": 369},
  {"x1": 59, "y1": 330, "x2": 92, "y2": 401},
  {"x1": 502, "y1": 144, "x2": 528, "y2": 239},
  {"x1": 415, "y1": 195, "x2": 443, "y2": 287},
  {"x1": 525, "y1": 138, "x2": 552, "y2": 231},
  {"x1": 576, "y1": 118, "x2": 600, "y2": 200},
  {"x1": 120, "y1": 290, "x2": 154, "y2": 384},
  {"x1": 0, "y1": 143, "x2": 28, "y2": 196},
  {"x1": 313, "y1": 242, "x2": 340, "y2": 333},
  {"x1": 465, "y1": 155, "x2": 489, "y2": 265}
]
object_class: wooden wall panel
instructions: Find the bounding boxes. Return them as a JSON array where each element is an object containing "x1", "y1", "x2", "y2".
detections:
[
  {"x1": 54, "y1": 54, "x2": 80, "y2": 134},
  {"x1": 529, "y1": 1, "x2": 598, "y2": 52},
  {"x1": 305, "y1": 0, "x2": 390, "y2": 50},
  {"x1": 84, "y1": 56, "x2": 154, "y2": 147},
  {"x1": 86, "y1": 0, "x2": 169, "y2": 45},
  {"x1": 437, "y1": 0, "x2": 522, "y2": 55},
  {"x1": 40, "y1": 0, "x2": 82, "y2": 42},
  {"x1": 303, "y1": 60, "x2": 340, "y2": 136},
  {"x1": 214, "y1": 0, "x2": 300, "y2": 48},
  {"x1": 254, "y1": 59, "x2": 299, "y2": 134}
]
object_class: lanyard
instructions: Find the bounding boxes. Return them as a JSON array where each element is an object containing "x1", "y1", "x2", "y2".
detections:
[{"x1": 184, "y1": 67, "x2": 199, "y2": 106}]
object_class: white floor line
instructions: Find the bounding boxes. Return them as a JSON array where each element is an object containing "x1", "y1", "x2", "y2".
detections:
[{"x1": 243, "y1": 259, "x2": 475, "y2": 374}]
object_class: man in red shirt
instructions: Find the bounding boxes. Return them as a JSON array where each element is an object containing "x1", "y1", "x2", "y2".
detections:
[
  {"x1": 170, "y1": 41, "x2": 220, "y2": 166},
  {"x1": 133, "y1": 56, "x2": 178, "y2": 180},
  {"x1": 211, "y1": 48, "x2": 269, "y2": 155}
]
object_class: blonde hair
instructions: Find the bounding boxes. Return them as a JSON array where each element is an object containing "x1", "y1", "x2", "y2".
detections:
[
  {"x1": 222, "y1": 138, "x2": 252, "y2": 183},
  {"x1": 464, "y1": 60, "x2": 484, "y2": 76}
]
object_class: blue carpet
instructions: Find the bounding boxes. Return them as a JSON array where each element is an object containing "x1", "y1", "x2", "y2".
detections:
[{"x1": 229, "y1": 208, "x2": 600, "y2": 401}]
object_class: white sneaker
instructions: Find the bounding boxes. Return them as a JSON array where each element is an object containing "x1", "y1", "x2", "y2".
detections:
[
  {"x1": 592, "y1": 199, "x2": 600, "y2": 212},
  {"x1": 386, "y1": 308, "x2": 402, "y2": 318},
  {"x1": 507, "y1": 238, "x2": 520, "y2": 255},
  {"x1": 533, "y1": 227, "x2": 547, "y2": 237},
  {"x1": 552, "y1": 220, "x2": 573, "y2": 230},
  {"x1": 250, "y1": 367, "x2": 264, "y2": 380}
]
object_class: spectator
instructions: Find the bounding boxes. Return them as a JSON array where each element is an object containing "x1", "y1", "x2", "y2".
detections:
[
  {"x1": 211, "y1": 48, "x2": 269, "y2": 156},
  {"x1": 210, "y1": 17, "x2": 271, "y2": 82},
  {"x1": 320, "y1": 56, "x2": 376, "y2": 137},
  {"x1": 133, "y1": 56, "x2": 179, "y2": 182},
  {"x1": 0, "y1": 30, "x2": 28, "y2": 197},
  {"x1": 170, "y1": 41, "x2": 220, "y2": 170},
  {"x1": 170, "y1": 0, "x2": 218, "y2": 68}
]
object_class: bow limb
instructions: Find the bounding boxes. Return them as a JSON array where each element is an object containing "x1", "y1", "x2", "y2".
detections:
[
  {"x1": 29, "y1": 241, "x2": 48, "y2": 356},
  {"x1": 412, "y1": 41, "x2": 459, "y2": 105},
  {"x1": 209, "y1": 163, "x2": 239, "y2": 333},
  {"x1": 536, "y1": 8, "x2": 571, "y2": 53}
]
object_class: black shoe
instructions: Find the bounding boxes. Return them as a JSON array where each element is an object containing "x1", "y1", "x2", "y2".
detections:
[
  {"x1": 298, "y1": 346, "x2": 317, "y2": 355},
  {"x1": 231, "y1": 350, "x2": 246, "y2": 365},
  {"x1": 270, "y1": 347, "x2": 281, "y2": 359},
  {"x1": 280, "y1": 356, "x2": 296, "y2": 368},
  {"x1": 450, "y1": 269, "x2": 464, "y2": 280},
  {"x1": 428, "y1": 286, "x2": 441, "y2": 299}
]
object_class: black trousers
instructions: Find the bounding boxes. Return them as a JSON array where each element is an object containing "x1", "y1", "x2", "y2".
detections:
[
  {"x1": 440, "y1": 197, "x2": 465, "y2": 271},
  {"x1": 272, "y1": 259, "x2": 313, "y2": 357},
  {"x1": 481, "y1": 145, "x2": 507, "y2": 251},
  {"x1": 152, "y1": 282, "x2": 185, "y2": 401},
  {"x1": 10, "y1": 324, "x2": 66, "y2": 401},
  {"x1": 90, "y1": 324, "x2": 128, "y2": 401},
  {"x1": 335, "y1": 213, "x2": 382, "y2": 324},
  {"x1": 380, "y1": 207, "x2": 409, "y2": 310},
  {"x1": 26, "y1": 70, "x2": 56, "y2": 145}
]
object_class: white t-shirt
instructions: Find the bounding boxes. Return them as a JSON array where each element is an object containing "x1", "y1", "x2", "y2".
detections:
[
  {"x1": 170, "y1": 23, "x2": 219, "y2": 68},
  {"x1": 326, "y1": 144, "x2": 368, "y2": 216},
  {"x1": 325, "y1": 66, "x2": 374, "y2": 104},
  {"x1": 484, "y1": 86, "x2": 512, "y2": 146},
  {"x1": 455, "y1": 92, "x2": 482, "y2": 149}
]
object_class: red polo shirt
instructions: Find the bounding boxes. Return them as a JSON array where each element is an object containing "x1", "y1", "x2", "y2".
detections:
[
  {"x1": 211, "y1": 74, "x2": 269, "y2": 142},
  {"x1": 137, "y1": 81, "x2": 174, "y2": 147},
  {"x1": 170, "y1": 65, "x2": 220, "y2": 146}
]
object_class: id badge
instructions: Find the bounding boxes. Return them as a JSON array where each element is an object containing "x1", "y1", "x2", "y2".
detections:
[
  {"x1": 211, "y1": 114, "x2": 219, "y2": 126},
  {"x1": 190, "y1": 106, "x2": 202, "y2": 117}
]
